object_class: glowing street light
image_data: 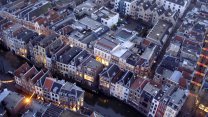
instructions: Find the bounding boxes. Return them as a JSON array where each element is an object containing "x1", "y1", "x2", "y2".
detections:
[{"x1": 24, "y1": 97, "x2": 31, "y2": 104}]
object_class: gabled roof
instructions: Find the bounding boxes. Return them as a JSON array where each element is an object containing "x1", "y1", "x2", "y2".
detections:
[
  {"x1": 43, "y1": 77, "x2": 55, "y2": 91},
  {"x1": 51, "y1": 82, "x2": 63, "y2": 94},
  {"x1": 130, "y1": 77, "x2": 148, "y2": 90},
  {"x1": 100, "y1": 64, "x2": 121, "y2": 80},
  {"x1": 14, "y1": 63, "x2": 31, "y2": 78}
]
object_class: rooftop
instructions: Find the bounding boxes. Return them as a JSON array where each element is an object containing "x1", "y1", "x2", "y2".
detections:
[
  {"x1": 114, "y1": 28, "x2": 137, "y2": 42},
  {"x1": 39, "y1": 34, "x2": 59, "y2": 48},
  {"x1": 43, "y1": 77, "x2": 55, "y2": 92},
  {"x1": 92, "y1": 7, "x2": 118, "y2": 20},
  {"x1": 143, "y1": 82, "x2": 160, "y2": 97},
  {"x1": 130, "y1": 77, "x2": 148, "y2": 90},
  {"x1": 147, "y1": 20, "x2": 171, "y2": 45},
  {"x1": 100, "y1": 64, "x2": 121, "y2": 80},
  {"x1": 84, "y1": 57, "x2": 104, "y2": 71},
  {"x1": 2, "y1": 91, "x2": 25, "y2": 111},
  {"x1": 14, "y1": 63, "x2": 31, "y2": 78},
  {"x1": 95, "y1": 38, "x2": 120, "y2": 51},
  {"x1": 57, "y1": 47, "x2": 82, "y2": 64},
  {"x1": 168, "y1": 88, "x2": 186, "y2": 110},
  {"x1": 79, "y1": 17, "x2": 102, "y2": 31},
  {"x1": 111, "y1": 41, "x2": 134, "y2": 58}
]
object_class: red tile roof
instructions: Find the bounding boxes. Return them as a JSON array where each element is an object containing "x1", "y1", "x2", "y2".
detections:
[
  {"x1": 179, "y1": 77, "x2": 187, "y2": 89},
  {"x1": 23, "y1": 66, "x2": 38, "y2": 81},
  {"x1": 43, "y1": 77, "x2": 54, "y2": 91},
  {"x1": 14, "y1": 63, "x2": 31, "y2": 78},
  {"x1": 32, "y1": 70, "x2": 45, "y2": 84},
  {"x1": 130, "y1": 77, "x2": 148, "y2": 90},
  {"x1": 143, "y1": 39, "x2": 151, "y2": 46}
]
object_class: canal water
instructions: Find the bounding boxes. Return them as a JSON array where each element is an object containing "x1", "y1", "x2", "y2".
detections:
[{"x1": 0, "y1": 48, "x2": 144, "y2": 117}]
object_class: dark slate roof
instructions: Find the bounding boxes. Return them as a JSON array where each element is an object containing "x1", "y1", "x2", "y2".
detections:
[
  {"x1": 100, "y1": 64, "x2": 121, "y2": 80},
  {"x1": 58, "y1": 47, "x2": 82, "y2": 64},
  {"x1": 157, "y1": 6, "x2": 166, "y2": 16},
  {"x1": 120, "y1": 71, "x2": 134, "y2": 85},
  {"x1": 192, "y1": 23, "x2": 206, "y2": 33},
  {"x1": 31, "y1": 35, "x2": 45, "y2": 46},
  {"x1": 143, "y1": 1, "x2": 152, "y2": 10},
  {"x1": 51, "y1": 82, "x2": 63, "y2": 94},
  {"x1": 71, "y1": 50, "x2": 90, "y2": 66},
  {"x1": 42, "y1": 104, "x2": 63, "y2": 117},
  {"x1": 160, "y1": 56, "x2": 180, "y2": 71}
]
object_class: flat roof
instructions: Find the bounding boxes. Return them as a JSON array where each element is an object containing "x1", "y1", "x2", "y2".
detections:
[
  {"x1": 147, "y1": 20, "x2": 171, "y2": 44},
  {"x1": 79, "y1": 17, "x2": 102, "y2": 30}
]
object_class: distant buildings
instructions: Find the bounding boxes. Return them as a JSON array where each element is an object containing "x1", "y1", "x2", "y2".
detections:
[{"x1": 0, "y1": 0, "x2": 199, "y2": 116}]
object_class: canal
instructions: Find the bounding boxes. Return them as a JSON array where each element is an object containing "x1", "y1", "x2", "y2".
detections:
[{"x1": 0, "y1": 48, "x2": 144, "y2": 117}]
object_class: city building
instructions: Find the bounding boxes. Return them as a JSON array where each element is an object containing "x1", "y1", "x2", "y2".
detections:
[
  {"x1": 146, "y1": 19, "x2": 172, "y2": 46},
  {"x1": 139, "y1": 82, "x2": 160, "y2": 115},
  {"x1": 33, "y1": 34, "x2": 59, "y2": 67},
  {"x1": 74, "y1": 1, "x2": 97, "y2": 17},
  {"x1": 154, "y1": 56, "x2": 180, "y2": 83},
  {"x1": 14, "y1": 63, "x2": 45, "y2": 93},
  {"x1": 163, "y1": 88, "x2": 187, "y2": 117},
  {"x1": 99, "y1": 64, "x2": 123, "y2": 95},
  {"x1": 128, "y1": 77, "x2": 149, "y2": 109},
  {"x1": 110, "y1": 71, "x2": 135, "y2": 101},
  {"x1": 78, "y1": 56, "x2": 104, "y2": 90},
  {"x1": 68, "y1": 50, "x2": 91, "y2": 77},
  {"x1": 156, "y1": 0, "x2": 191, "y2": 17},
  {"x1": 94, "y1": 38, "x2": 120, "y2": 66},
  {"x1": 91, "y1": 7, "x2": 119, "y2": 27},
  {"x1": 55, "y1": 46, "x2": 82, "y2": 77},
  {"x1": 114, "y1": 0, "x2": 137, "y2": 16}
]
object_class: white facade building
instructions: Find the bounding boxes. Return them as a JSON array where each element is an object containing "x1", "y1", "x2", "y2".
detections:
[
  {"x1": 91, "y1": 7, "x2": 119, "y2": 27},
  {"x1": 156, "y1": 0, "x2": 191, "y2": 17}
]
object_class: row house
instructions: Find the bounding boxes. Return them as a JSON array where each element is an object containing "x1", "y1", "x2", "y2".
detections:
[
  {"x1": 127, "y1": 77, "x2": 149, "y2": 109},
  {"x1": 163, "y1": 88, "x2": 187, "y2": 117},
  {"x1": 99, "y1": 64, "x2": 123, "y2": 95},
  {"x1": 154, "y1": 56, "x2": 180, "y2": 84},
  {"x1": 91, "y1": 7, "x2": 119, "y2": 27},
  {"x1": 59, "y1": 82, "x2": 84, "y2": 111},
  {"x1": 78, "y1": 56, "x2": 104, "y2": 91},
  {"x1": 55, "y1": 46, "x2": 82, "y2": 77},
  {"x1": 14, "y1": 62, "x2": 49, "y2": 94},
  {"x1": 137, "y1": 1, "x2": 155, "y2": 22},
  {"x1": 110, "y1": 71, "x2": 135, "y2": 101},
  {"x1": 115, "y1": 40, "x2": 158, "y2": 77},
  {"x1": 137, "y1": 0, "x2": 179, "y2": 25},
  {"x1": 69, "y1": 50, "x2": 91, "y2": 78},
  {"x1": 139, "y1": 82, "x2": 160, "y2": 116},
  {"x1": 155, "y1": 0, "x2": 191, "y2": 18},
  {"x1": 3, "y1": 24, "x2": 38, "y2": 57},
  {"x1": 94, "y1": 38, "x2": 120, "y2": 66},
  {"x1": 29, "y1": 35, "x2": 45, "y2": 61},
  {"x1": 35, "y1": 76, "x2": 84, "y2": 111},
  {"x1": 33, "y1": 34, "x2": 59, "y2": 67},
  {"x1": 148, "y1": 84, "x2": 176, "y2": 117}
]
